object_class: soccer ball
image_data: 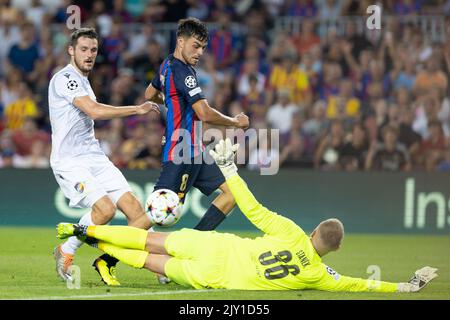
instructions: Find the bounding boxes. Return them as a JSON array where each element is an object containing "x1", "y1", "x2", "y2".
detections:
[{"x1": 145, "y1": 189, "x2": 182, "y2": 227}]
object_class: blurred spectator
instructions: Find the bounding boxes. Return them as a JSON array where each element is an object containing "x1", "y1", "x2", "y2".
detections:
[
  {"x1": 267, "y1": 31, "x2": 297, "y2": 65},
  {"x1": 314, "y1": 119, "x2": 345, "y2": 170},
  {"x1": 279, "y1": 111, "x2": 314, "y2": 168},
  {"x1": 160, "y1": 0, "x2": 190, "y2": 22},
  {"x1": 52, "y1": 0, "x2": 73, "y2": 24},
  {"x1": 284, "y1": 0, "x2": 317, "y2": 17},
  {"x1": 207, "y1": 0, "x2": 235, "y2": 22},
  {"x1": 339, "y1": 122, "x2": 369, "y2": 171},
  {"x1": 90, "y1": 0, "x2": 113, "y2": 37},
  {"x1": 208, "y1": 11, "x2": 241, "y2": 70},
  {"x1": 413, "y1": 55, "x2": 448, "y2": 99},
  {"x1": 109, "y1": 68, "x2": 141, "y2": 106},
  {"x1": 11, "y1": 117, "x2": 49, "y2": 156},
  {"x1": 262, "y1": 0, "x2": 284, "y2": 17},
  {"x1": 412, "y1": 93, "x2": 441, "y2": 139},
  {"x1": 418, "y1": 120, "x2": 446, "y2": 171},
  {"x1": 25, "y1": 0, "x2": 47, "y2": 30},
  {"x1": 365, "y1": 125, "x2": 411, "y2": 171},
  {"x1": 7, "y1": 21, "x2": 40, "y2": 80},
  {"x1": 397, "y1": 107, "x2": 423, "y2": 166},
  {"x1": 129, "y1": 132, "x2": 163, "y2": 169},
  {"x1": 0, "y1": 149, "x2": 16, "y2": 168},
  {"x1": 236, "y1": 58, "x2": 266, "y2": 97},
  {"x1": 186, "y1": 0, "x2": 209, "y2": 20},
  {"x1": 393, "y1": 87, "x2": 413, "y2": 113},
  {"x1": 239, "y1": 36, "x2": 269, "y2": 76},
  {"x1": 390, "y1": 54, "x2": 416, "y2": 92},
  {"x1": 392, "y1": 0, "x2": 424, "y2": 16},
  {"x1": 326, "y1": 79, "x2": 361, "y2": 122},
  {"x1": 0, "y1": 129, "x2": 16, "y2": 167},
  {"x1": 3, "y1": 82, "x2": 39, "y2": 130},
  {"x1": 434, "y1": 87, "x2": 450, "y2": 137},
  {"x1": 129, "y1": 39, "x2": 164, "y2": 85},
  {"x1": 123, "y1": 24, "x2": 165, "y2": 67},
  {"x1": 266, "y1": 89, "x2": 300, "y2": 135},
  {"x1": 291, "y1": 20, "x2": 320, "y2": 56},
  {"x1": 317, "y1": 0, "x2": 343, "y2": 21},
  {"x1": 436, "y1": 148, "x2": 450, "y2": 172},
  {"x1": 299, "y1": 50, "x2": 321, "y2": 93},
  {"x1": 268, "y1": 53, "x2": 312, "y2": 108},
  {"x1": 121, "y1": 123, "x2": 147, "y2": 168},
  {"x1": 196, "y1": 53, "x2": 225, "y2": 102},
  {"x1": 13, "y1": 139, "x2": 49, "y2": 168},
  {"x1": 344, "y1": 20, "x2": 372, "y2": 61},
  {"x1": 0, "y1": 68, "x2": 22, "y2": 108},
  {"x1": 121, "y1": 0, "x2": 148, "y2": 19},
  {"x1": 0, "y1": 13, "x2": 21, "y2": 76},
  {"x1": 100, "y1": 19, "x2": 127, "y2": 74},
  {"x1": 239, "y1": 74, "x2": 265, "y2": 117},
  {"x1": 316, "y1": 61, "x2": 341, "y2": 102},
  {"x1": 303, "y1": 99, "x2": 329, "y2": 142}
]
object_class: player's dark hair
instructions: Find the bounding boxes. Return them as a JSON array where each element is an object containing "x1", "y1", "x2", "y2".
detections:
[
  {"x1": 70, "y1": 27, "x2": 98, "y2": 48},
  {"x1": 176, "y1": 18, "x2": 208, "y2": 42}
]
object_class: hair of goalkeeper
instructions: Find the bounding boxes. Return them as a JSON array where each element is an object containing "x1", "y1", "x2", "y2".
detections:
[{"x1": 317, "y1": 218, "x2": 344, "y2": 251}]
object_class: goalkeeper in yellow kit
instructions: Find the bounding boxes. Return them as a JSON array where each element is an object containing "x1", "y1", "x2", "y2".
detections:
[{"x1": 56, "y1": 139, "x2": 438, "y2": 292}]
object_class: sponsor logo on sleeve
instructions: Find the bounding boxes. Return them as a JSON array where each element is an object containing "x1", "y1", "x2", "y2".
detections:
[{"x1": 188, "y1": 87, "x2": 202, "y2": 97}]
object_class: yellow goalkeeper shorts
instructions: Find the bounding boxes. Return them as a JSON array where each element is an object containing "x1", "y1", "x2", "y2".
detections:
[{"x1": 164, "y1": 228, "x2": 228, "y2": 289}]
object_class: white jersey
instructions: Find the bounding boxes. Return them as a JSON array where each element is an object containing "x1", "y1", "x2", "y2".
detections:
[{"x1": 48, "y1": 63, "x2": 104, "y2": 167}]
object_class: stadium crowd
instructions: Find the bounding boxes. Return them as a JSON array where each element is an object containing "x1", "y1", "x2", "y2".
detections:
[{"x1": 1, "y1": 0, "x2": 450, "y2": 172}]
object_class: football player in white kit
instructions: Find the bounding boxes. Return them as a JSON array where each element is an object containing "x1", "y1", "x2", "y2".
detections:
[{"x1": 48, "y1": 28, "x2": 159, "y2": 285}]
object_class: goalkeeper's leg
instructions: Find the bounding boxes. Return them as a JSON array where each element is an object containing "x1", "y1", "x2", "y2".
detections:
[
  {"x1": 92, "y1": 192, "x2": 153, "y2": 286},
  {"x1": 57, "y1": 223, "x2": 170, "y2": 254},
  {"x1": 97, "y1": 242, "x2": 171, "y2": 275},
  {"x1": 57, "y1": 224, "x2": 170, "y2": 274}
]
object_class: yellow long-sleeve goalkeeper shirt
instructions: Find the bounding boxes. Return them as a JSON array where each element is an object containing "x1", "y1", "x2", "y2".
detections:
[{"x1": 221, "y1": 174, "x2": 398, "y2": 292}]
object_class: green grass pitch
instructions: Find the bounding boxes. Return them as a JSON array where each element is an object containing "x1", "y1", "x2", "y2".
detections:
[{"x1": 0, "y1": 227, "x2": 449, "y2": 300}]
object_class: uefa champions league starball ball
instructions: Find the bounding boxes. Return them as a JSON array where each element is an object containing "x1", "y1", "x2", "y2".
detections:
[{"x1": 145, "y1": 189, "x2": 182, "y2": 227}]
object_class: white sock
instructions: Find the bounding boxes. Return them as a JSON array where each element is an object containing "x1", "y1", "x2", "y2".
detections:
[{"x1": 60, "y1": 212, "x2": 94, "y2": 255}]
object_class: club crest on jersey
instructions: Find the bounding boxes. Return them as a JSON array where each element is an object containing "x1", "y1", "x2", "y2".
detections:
[
  {"x1": 184, "y1": 75, "x2": 197, "y2": 88},
  {"x1": 74, "y1": 182, "x2": 85, "y2": 193},
  {"x1": 67, "y1": 79, "x2": 78, "y2": 90}
]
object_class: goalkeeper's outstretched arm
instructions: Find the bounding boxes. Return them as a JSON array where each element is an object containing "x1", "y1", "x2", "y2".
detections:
[
  {"x1": 210, "y1": 139, "x2": 302, "y2": 238},
  {"x1": 313, "y1": 265, "x2": 438, "y2": 293}
]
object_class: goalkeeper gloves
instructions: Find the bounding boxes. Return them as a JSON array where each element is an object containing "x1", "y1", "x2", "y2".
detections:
[
  {"x1": 209, "y1": 138, "x2": 239, "y2": 179},
  {"x1": 398, "y1": 266, "x2": 438, "y2": 292}
]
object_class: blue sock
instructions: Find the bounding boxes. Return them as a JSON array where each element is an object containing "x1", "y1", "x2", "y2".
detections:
[{"x1": 194, "y1": 204, "x2": 226, "y2": 231}]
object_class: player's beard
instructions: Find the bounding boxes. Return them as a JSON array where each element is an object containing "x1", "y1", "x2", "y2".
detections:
[{"x1": 74, "y1": 55, "x2": 95, "y2": 74}]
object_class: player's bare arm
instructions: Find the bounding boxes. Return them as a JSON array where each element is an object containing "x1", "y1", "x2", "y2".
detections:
[
  {"x1": 144, "y1": 84, "x2": 164, "y2": 104},
  {"x1": 73, "y1": 96, "x2": 160, "y2": 120},
  {"x1": 192, "y1": 99, "x2": 249, "y2": 129}
]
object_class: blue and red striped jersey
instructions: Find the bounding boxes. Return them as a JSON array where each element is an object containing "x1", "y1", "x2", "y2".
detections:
[{"x1": 151, "y1": 54, "x2": 206, "y2": 162}]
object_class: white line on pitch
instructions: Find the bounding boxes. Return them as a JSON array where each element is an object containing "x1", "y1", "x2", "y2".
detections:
[{"x1": 19, "y1": 289, "x2": 227, "y2": 300}]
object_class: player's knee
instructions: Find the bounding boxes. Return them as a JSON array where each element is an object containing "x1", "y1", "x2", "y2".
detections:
[{"x1": 91, "y1": 200, "x2": 116, "y2": 224}]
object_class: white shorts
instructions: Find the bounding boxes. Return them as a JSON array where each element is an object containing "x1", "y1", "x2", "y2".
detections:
[{"x1": 52, "y1": 155, "x2": 132, "y2": 208}]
